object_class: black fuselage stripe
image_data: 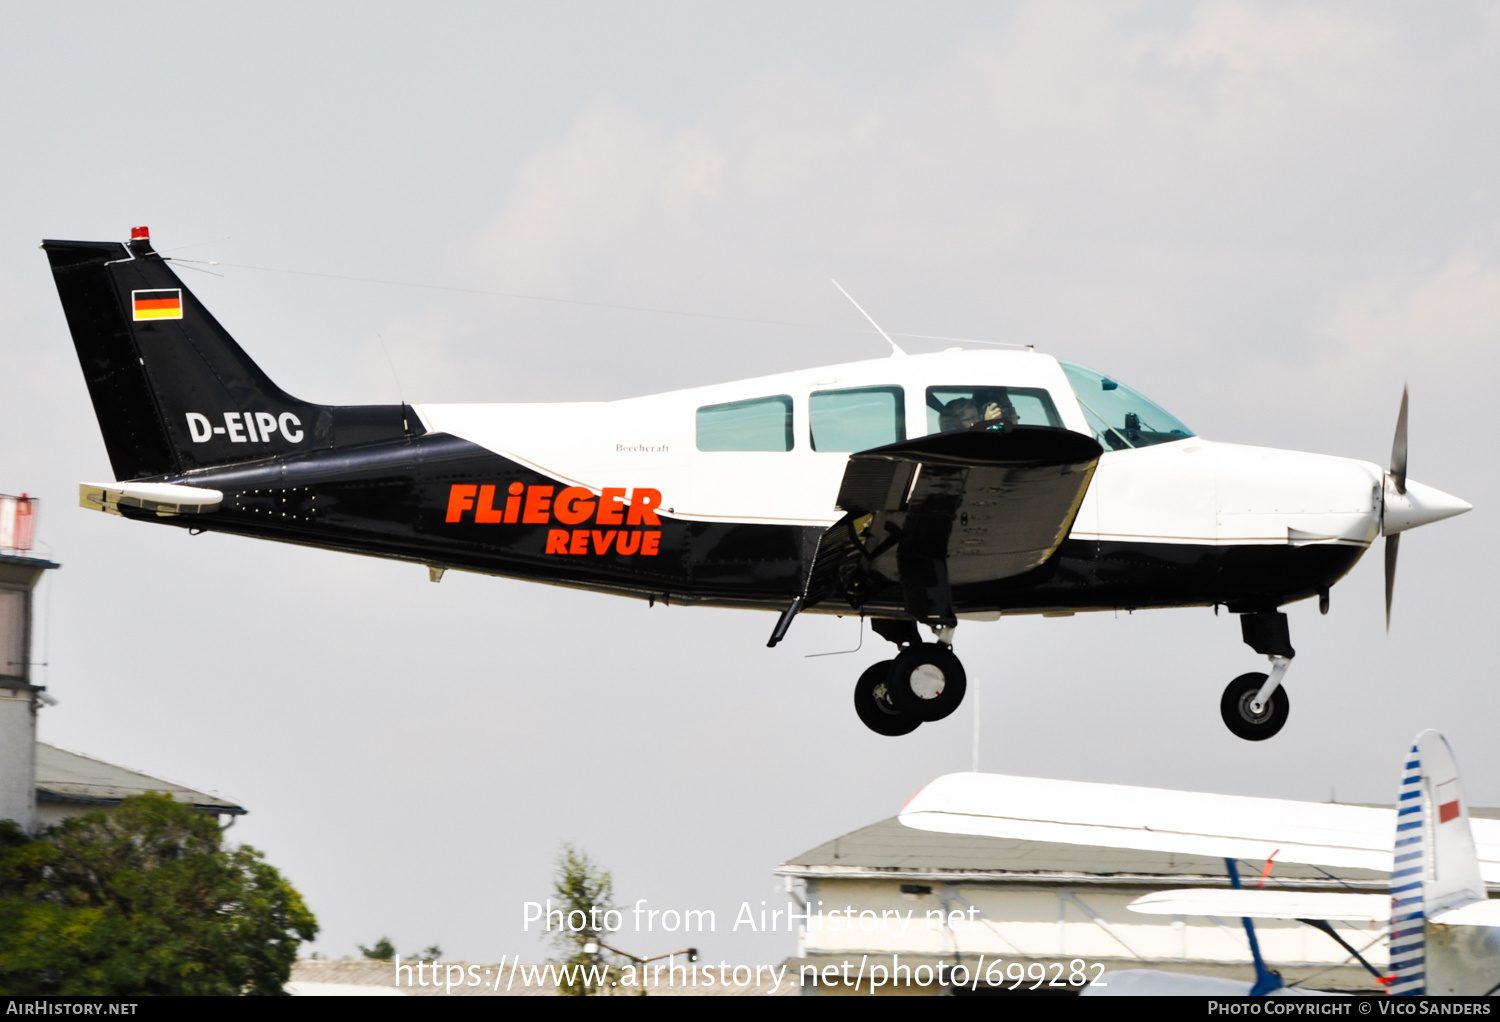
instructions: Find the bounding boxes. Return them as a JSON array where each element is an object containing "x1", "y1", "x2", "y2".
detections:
[{"x1": 143, "y1": 433, "x2": 1365, "y2": 613}]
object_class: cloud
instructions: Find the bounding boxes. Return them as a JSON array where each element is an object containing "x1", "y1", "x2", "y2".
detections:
[
  {"x1": 1318, "y1": 256, "x2": 1500, "y2": 382},
  {"x1": 471, "y1": 99, "x2": 727, "y2": 294}
]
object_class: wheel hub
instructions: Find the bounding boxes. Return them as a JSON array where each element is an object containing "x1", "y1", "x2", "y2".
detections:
[
  {"x1": 909, "y1": 664, "x2": 946, "y2": 700},
  {"x1": 1237, "y1": 690, "x2": 1273, "y2": 724}
]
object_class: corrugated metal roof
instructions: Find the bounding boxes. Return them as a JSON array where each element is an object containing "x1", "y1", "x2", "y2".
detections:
[
  {"x1": 35, "y1": 742, "x2": 246, "y2": 815},
  {"x1": 775, "y1": 817, "x2": 1389, "y2": 889}
]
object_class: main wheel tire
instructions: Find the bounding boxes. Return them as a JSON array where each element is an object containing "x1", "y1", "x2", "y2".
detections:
[
  {"x1": 854, "y1": 660, "x2": 921, "y2": 736},
  {"x1": 1220, "y1": 672, "x2": 1290, "y2": 741},
  {"x1": 887, "y1": 644, "x2": 967, "y2": 722}
]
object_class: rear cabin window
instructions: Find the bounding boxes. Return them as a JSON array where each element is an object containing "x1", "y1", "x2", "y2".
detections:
[
  {"x1": 809, "y1": 386, "x2": 905, "y2": 452},
  {"x1": 696, "y1": 395, "x2": 794, "y2": 452},
  {"x1": 926, "y1": 386, "x2": 1063, "y2": 434}
]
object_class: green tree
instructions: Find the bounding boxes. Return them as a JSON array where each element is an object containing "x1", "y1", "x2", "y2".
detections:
[
  {"x1": 358, "y1": 937, "x2": 439, "y2": 961},
  {"x1": 358, "y1": 937, "x2": 395, "y2": 962},
  {"x1": 549, "y1": 844, "x2": 617, "y2": 996},
  {"x1": 0, "y1": 792, "x2": 318, "y2": 995}
]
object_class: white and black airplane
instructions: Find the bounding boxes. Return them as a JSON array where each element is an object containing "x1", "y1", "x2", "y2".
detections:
[{"x1": 43, "y1": 228, "x2": 1471, "y2": 740}]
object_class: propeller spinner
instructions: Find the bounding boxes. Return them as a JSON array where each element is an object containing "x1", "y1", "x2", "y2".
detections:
[{"x1": 1380, "y1": 387, "x2": 1471, "y2": 629}]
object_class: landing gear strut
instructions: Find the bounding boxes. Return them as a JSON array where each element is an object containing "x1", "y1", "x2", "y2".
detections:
[
  {"x1": 1221, "y1": 611, "x2": 1294, "y2": 741},
  {"x1": 853, "y1": 620, "x2": 968, "y2": 735}
]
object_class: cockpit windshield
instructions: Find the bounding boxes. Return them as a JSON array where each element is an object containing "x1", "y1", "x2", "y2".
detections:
[{"x1": 1060, "y1": 363, "x2": 1194, "y2": 452}]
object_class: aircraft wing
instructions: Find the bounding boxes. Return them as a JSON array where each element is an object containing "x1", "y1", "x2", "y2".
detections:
[
  {"x1": 803, "y1": 426, "x2": 1102, "y2": 621},
  {"x1": 1130, "y1": 888, "x2": 1500, "y2": 928},
  {"x1": 899, "y1": 772, "x2": 1398, "y2": 873},
  {"x1": 1129, "y1": 889, "x2": 1389, "y2": 922}
]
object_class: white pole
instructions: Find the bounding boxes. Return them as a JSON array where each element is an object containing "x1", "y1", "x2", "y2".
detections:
[{"x1": 971, "y1": 674, "x2": 980, "y2": 773}]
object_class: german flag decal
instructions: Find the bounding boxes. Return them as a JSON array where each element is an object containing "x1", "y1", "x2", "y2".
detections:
[{"x1": 132, "y1": 288, "x2": 183, "y2": 321}]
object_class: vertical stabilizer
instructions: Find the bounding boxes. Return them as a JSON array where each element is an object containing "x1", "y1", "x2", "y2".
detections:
[
  {"x1": 43, "y1": 230, "x2": 417, "y2": 482},
  {"x1": 1416, "y1": 731, "x2": 1486, "y2": 914},
  {"x1": 1390, "y1": 730, "x2": 1498, "y2": 996}
]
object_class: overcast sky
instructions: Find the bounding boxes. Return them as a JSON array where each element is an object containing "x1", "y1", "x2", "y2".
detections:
[{"x1": 3, "y1": 2, "x2": 1498, "y2": 963}]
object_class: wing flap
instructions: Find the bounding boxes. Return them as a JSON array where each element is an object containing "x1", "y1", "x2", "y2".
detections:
[{"x1": 806, "y1": 427, "x2": 1101, "y2": 620}]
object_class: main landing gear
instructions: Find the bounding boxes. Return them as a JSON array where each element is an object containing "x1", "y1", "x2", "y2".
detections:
[
  {"x1": 1221, "y1": 611, "x2": 1295, "y2": 741},
  {"x1": 854, "y1": 620, "x2": 968, "y2": 736}
]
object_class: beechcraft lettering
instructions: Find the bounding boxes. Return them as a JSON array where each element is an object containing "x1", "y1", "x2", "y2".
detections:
[
  {"x1": 184, "y1": 411, "x2": 304, "y2": 444},
  {"x1": 46, "y1": 228, "x2": 1474, "y2": 742}
]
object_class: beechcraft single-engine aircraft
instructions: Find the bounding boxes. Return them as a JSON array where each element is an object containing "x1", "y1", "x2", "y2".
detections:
[{"x1": 42, "y1": 228, "x2": 1472, "y2": 740}]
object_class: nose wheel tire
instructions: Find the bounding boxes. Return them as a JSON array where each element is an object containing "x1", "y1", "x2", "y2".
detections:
[
  {"x1": 887, "y1": 643, "x2": 967, "y2": 722},
  {"x1": 1220, "y1": 672, "x2": 1290, "y2": 741},
  {"x1": 854, "y1": 660, "x2": 922, "y2": 736}
]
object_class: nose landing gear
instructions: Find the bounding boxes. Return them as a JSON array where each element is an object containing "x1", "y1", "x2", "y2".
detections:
[
  {"x1": 1221, "y1": 668, "x2": 1291, "y2": 741},
  {"x1": 854, "y1": 620, "x2": 968, "y2": 735},
  {"x1": 1222, "y1": 611, "x2": 1295, "y2": 741}
]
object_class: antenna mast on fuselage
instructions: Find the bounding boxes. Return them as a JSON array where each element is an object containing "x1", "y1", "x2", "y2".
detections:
[{"x1": 831, "y1": 279, "x2": 907, "y2": 357}]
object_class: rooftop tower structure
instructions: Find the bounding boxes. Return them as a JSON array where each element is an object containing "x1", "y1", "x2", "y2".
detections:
[{"x1": 0, "y1": 495, "x2": 58, "y2": 832}]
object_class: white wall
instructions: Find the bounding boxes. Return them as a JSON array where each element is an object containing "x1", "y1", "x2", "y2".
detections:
[{"x1": 0, "y1": 686, "x2": 37, "y2": 832}]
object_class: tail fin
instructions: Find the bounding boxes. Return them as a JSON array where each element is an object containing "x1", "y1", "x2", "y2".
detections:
[
  {"x1": 43, "y1": 230, "x2": 418, "y2": 481},
  {"x1": 1389, "y1": 729, "x2": 1494, "y2": 996}
]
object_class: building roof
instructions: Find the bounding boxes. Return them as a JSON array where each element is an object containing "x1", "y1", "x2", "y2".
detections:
[
  {"x1": 35, "y1": 742, "x2": 246, "y2": 815},
  {"x1": 776, "y1": 816, "x2": 1389, "y2": 889},
  {"x1": 0, "y1": 553, "x2": 60, "y2": 582}
]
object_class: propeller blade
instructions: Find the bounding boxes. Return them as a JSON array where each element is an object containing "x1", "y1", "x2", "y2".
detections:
[
  {"x1": 1384, "y1": 532, "x2": 1400, "y2": 632},
  {"x1": 1390, "y1": 386, "x2": 1408, "y2": 495}
]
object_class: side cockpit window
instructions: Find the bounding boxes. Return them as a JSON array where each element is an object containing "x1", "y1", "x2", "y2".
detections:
[
  {"x1": 1059, "y1": 362, "x2": 1194, "y2": 451},
  {"x1": 696, "y1": 395, "x2": 794, "y2": 451},
  {"x1": 809, "y1": 386, "x2": 905, "y2": 452},
  {"x1": 926, "y1": 386, "x2": 1063, "y2": 434}
]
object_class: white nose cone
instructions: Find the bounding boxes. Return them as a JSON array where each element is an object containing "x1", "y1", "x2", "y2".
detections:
[{"x1": 1384, "y1": 478, "x2": 1473, "y2": 535}]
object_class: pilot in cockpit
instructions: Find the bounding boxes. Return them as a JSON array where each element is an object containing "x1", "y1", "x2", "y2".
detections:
[
  {"x1": 940, "y1": 393, "x2": 1020, "y2": 432},
  {"x1": 939, "y1": 397, "x2": 981, "y2": 431}
]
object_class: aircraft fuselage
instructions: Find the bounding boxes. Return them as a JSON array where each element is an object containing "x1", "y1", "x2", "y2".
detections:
[{"x1": 133, "y1": 349, "x2": 1379, "y2": 618}]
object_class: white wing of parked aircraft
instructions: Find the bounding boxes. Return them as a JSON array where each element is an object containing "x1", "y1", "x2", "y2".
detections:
[
  {"x1": 1130, "y1": 888, "x2": 1500, "y2": 927},
  {"x1": 898, "y1": 771, "x2": 1500, "y2": 883}
]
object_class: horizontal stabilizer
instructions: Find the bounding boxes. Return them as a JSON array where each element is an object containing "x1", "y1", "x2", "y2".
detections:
[
  {"x1": 80, "y1": 481, "x2": 223, "y2": 517},
  {"x1": 1428, "y1": 899, "x2": 1500, "y2": 927}
]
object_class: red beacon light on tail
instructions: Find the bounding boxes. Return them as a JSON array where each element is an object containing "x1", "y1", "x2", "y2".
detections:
[{"x1": 130, "y1": 226, "x2": 149, "y2": 240}]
